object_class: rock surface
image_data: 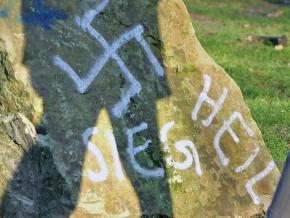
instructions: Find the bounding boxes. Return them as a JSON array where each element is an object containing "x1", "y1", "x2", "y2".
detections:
[{"x1": 0, "y1": 0, "x2": 280, "y2": 217}]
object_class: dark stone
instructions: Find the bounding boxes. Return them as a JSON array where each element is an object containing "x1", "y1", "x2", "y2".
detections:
[{"x1": 258, "y1": 35, "x2": 287, "y2": 46}]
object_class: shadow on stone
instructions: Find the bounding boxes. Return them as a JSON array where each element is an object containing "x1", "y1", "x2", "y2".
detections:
[{"x1": 1, "y1": 0, "x2": 173, "y2": 217}]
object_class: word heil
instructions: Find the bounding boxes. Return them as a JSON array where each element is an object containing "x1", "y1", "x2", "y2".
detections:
[
  {"x1": 52, "y1": 0, "x2": 275, "y2": 206},
  {"x1": 81, "y1": 74, "x2": 275, "y2": 206}
]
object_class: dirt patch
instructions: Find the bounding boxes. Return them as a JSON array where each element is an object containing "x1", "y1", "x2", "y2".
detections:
[
  {"x1": 189, "y1": 12, "x2": 222, "y2": 28},
  {"x1": 190, "y1": 12, "x2": 211, "y2": 22}
]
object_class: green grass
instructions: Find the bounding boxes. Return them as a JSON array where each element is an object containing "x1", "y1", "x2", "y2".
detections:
[{"x1": 184, "y1": 0, "x2": 290, "y2": 160}]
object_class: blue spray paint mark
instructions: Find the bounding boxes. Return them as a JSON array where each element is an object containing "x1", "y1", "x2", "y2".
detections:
[
  {"x1": 0, "y1": 0, "x2": 14, "y2": 18},
  {"x1": 22, "y1": 0, "x2": 68, "y2": 30},
  {"x1": 0, "y1": 10, "x2": 8, "y2": 18}
]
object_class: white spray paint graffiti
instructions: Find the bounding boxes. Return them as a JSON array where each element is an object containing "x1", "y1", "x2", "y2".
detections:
[
  {"x1": 126, "y1": 122, "x2": 165, "y2": 178},
  {"x1": 192, "y1": 74, "x2": 228, "y2": 127},
  {"x1": 82, "y1": 117, "x2": 274, "y2": 205},
  {"x1": 235, "y1": 147, "x2": 260, "y2": 173},
  {"x1": 82, "y1": 128, "x2": 109, "y2": 182},
  {"x1": 82, "y1": 127, "x2": 125, "y2": 182},
  {"x1": 189, "y1": 74, "x2": 277, "y2": 205},
  {"x1": 53, "y1": 0, "x2": 164, "y2": 118},
  {"x1": 246, "y1": 161, "x2": 276, "y2": 205},
  {"x1": 213, "y1": 112, "x2": 255, "y2": 166},
  {"x1": 160, "y1": 121, "x2": 202, "y2": 176},
  {"x1": 77, "y1": 72, "x2": 275, "y2": 205},
  {"x1": 105, "y1": 130, "x2": 125, "y2": 181}
]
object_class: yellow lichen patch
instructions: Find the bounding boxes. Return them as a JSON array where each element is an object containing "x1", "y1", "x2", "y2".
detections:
[
  {"x1": 0, "y1": 0, "x2": 43, "y2": 126},
  {"x1": 71, "y1": 109, "x2": 141, "y2": 218}
]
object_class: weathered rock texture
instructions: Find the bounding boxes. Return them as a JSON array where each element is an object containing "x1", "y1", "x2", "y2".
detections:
[{"x1": 0, "y1": 0, "x2": 280, "y2": 217}]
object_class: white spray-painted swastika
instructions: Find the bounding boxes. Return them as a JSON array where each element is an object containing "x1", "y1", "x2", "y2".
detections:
[{"x1": 53, "y1": 0, "x2": 164, "y2": 118}]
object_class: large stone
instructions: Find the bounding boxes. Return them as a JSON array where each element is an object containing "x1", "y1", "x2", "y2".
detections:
[
  {"x1": 3, "y1": 113, "x2": 37, "y2": 149},
  {"x1": 0, "y1": 0, "x2": 280, "y2": 217}
]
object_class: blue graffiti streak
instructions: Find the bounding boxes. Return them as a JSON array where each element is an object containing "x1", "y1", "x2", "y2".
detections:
[
  {"x1": 0, "y1": 0, "x2": 14, "y2": 18},
  {"x1": 0, "y1": 9, "x2": 8, "y2": 18},
  {"x1": 22, "y1": 0, "x2": 68, "y2": 30}
]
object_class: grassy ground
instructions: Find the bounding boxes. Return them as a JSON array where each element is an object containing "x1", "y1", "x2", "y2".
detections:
[{"x1": 183, "y1": 0, "x2": 290, "y2": 161}]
